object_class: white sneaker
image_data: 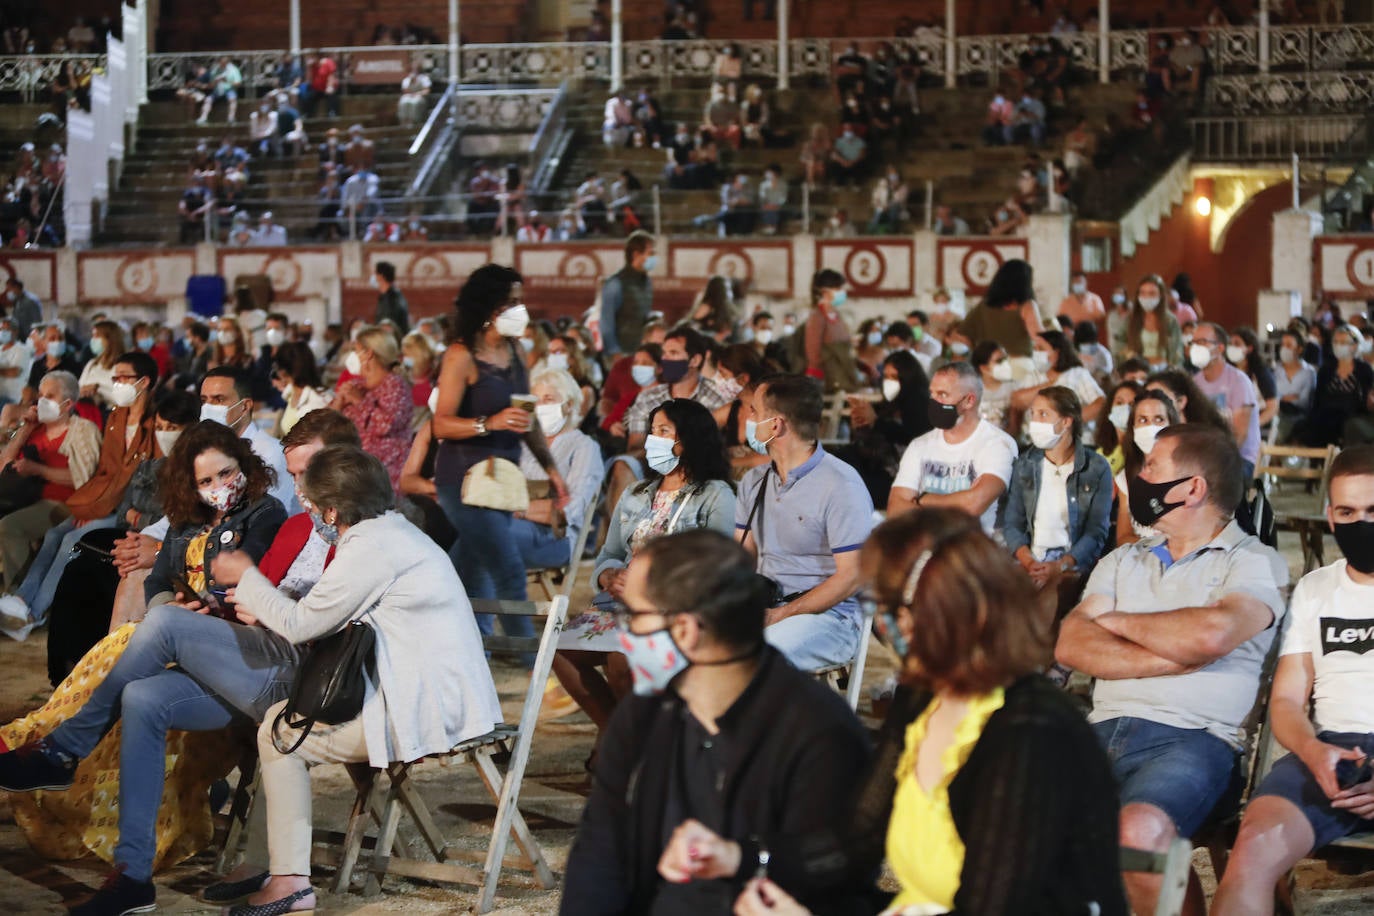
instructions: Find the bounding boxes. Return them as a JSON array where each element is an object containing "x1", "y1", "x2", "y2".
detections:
[{"x1": 0, "y1": 594, "x2": 30, "y2": 629}]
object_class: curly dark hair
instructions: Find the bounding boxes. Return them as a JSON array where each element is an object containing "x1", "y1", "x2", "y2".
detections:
[
  {"x1": 643, "y1": 398, "x2": 731, "y2": 487},
  {"x1": 449, "y1": 264, "x2": 523, "y2": 349},
  {"x1": 158, "y1": 420, "x2": 276, "y2": 528}
]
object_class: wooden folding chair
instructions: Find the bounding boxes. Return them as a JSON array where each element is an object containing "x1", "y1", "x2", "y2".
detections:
[
  {"x1": 319, "y1": 595, "x2": 570, "y2": 914},
  {"x1": 818, "y1": 390, "x2": 850, "y2": 443},
  {"x1": 527, "y1": 481, "x2": 602, "y2": 602},
  {"x1": 1120, "y1": 837, "x2": 1192, "y2": 916},
  {"x1": 810, "y1": 602, "x2": 876, "y2": 712},
  {"x1": 1255, "y1": 444, "x2": 1339, "y2": 574}
]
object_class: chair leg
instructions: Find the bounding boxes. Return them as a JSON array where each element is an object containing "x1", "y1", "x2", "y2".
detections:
[
  {"x1": 334, "y1": 767, "x2": 379, "y2": 895},
  {"x1": 364, "y1": 763, "x2": 408, "y2": 896},
  {"x1": 473, "y1": 747, "x2": 555, "y2": 913},
  {"x1": 217, "y1": 758, "x2": 260, "y2": 874}
]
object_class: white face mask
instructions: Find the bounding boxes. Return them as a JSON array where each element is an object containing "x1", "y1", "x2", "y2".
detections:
[
  {"x1": 1071, "y1": 281, "x2": 1087, "y2": 295},
  {"x1": 265, "y1": 327, "x2": 286, "y2": 347},
  {"x1": 1225, "y1": 344, "x2": 1247, "y2": 365},
  {"x1": 1028, "y1": 420, "x2": 1063, "y2": 450},
  {"x1": 1138, "y1": 297, "x2": 1160, "y2": 312},
  {"x1": 1334, "y1": 343, "x2": 1357, "y2": 361},
  {"x1": 546, "y1": 351, "x2": 570, "y2": 372},
  {"x1": 344, "y1": 350, "x2": 364, "y2": 375},
  {"x1": 155, "y1": 429, "x2": 182, "y2": 456},
  {"x1": 494, "y1": 305, "x2": 530, "y2": 338},
  {"x1": 1188, "y1": 342, "x2": 1213, "y2": 370},
  {"x1": 991, "y1": 361, "x2": 1014, "y2": 382},
  {"x1": 1108, "y1": 403, "x2": 1131, "y2": 430},
  {"x1": 1279, "y1": 345, "x2": 1297, "y2": 364},
  {"x1": 1133, "y1": 424, "x2": 1162, "y2": 454},
  {"x1": 535, "y1": 401, "x2": 567, "y2": 437},
  {"x1": 754, "y1": 329, "x2": 773, "y2": 345},
  {"x1": 1032, "y1": 350, "x2": 1052, "y2": 371},
  {"x1": 200, "y1": 398, "x2": 244, "y2": 428},
  {"x1": 110, "y1": 380, "x2": 141, "y2": 409},
  {"x1": 216, "y1": 329, "x2": 236, "y2": 346},
  {"x1": 36, "y1": 397, "x2": 63, "y2": 424},
  {"x1": 882, "y1": 378, "x2": 901, "y2": 401}
]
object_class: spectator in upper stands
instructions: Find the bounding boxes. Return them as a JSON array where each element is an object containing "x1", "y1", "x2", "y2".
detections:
[
  {"x1": 1013, "y1": 89, "x2": 1048, "y2": 147},
  {"x1": 703, "y1": 83, "x2": 742, "y2": 150},
  {"x1": 889, "y1": 361, "x2": 1018, "y2": 533},
  {"x1": 272, "y1": 53, "x2": 303, "y2": 102},
  {"x1": 600, "y1": 230, "x2": 655, "y2": 358},
  {"x1": 339, "y1": 166, "x2": 380, "y2": 232},
  {"x1": 828, "y1": 124, "x2": 867, "y2": 187},
  {"x1": 343, "y1": 124, "x2": 375, "y2": 175},
  {"x1": 633, "y1": 88, "x2": 666, "y2": 148},
  {"x1": 176, "y1": 66, "x2": 212, "y2": 121},
  {"x1": 575, "y1": 172, "x2": 610, "y2": 235},
  {"x1": 249, "y1": 100, "x2": 277, "y2": 158},
  {"x1": 1058, "y1": 270, "x2": 1106, "y2": 329},
  {"x1": 197, "y1": 56, "x2": 242, "y2": 126},
  {"x1": 516, "y1": 211, "x2": 550, "y2": 242},
  {"x1": 1170, "y1": 30, "x2": 1206, "y2": 96},
  {"x1": 739, "y1": 84, "x2": 771, "y2": 148},
  {"x1": 362, "y1": 215, "x2": 401, "y2": 244},
  {"x1": 4, "y1": 278, "x2": 42, "y2": 340},
  {"x1": 301, "y1": 50, "x2": 339, "y2": 119},
  {"x1": 713, "y1": 43, "x2": 744, "y2": 89},
  {"x1": 251, "y1": 211, "x2": 287, "y2": 247},
  {"x1": 664, "y1": 122, "x2": 696, "y2": 189},
  {"x1": 1274, "y1": 328, "x2": 1317, "y2": 443},
  {"x1": 1146, "y1": 36, "x2": 1173, "y2": 98},
  {"x1": 1056, "y1": 424, "x2": 1288, "y2": 916},
  {"x1": 799, "y1": 123, "x2": 832, "y2": 189},
  {"x1": 988, "y1": 196, "x2": 1028, "y2": 236},
  {"x1": 1189, "y1": 322, "x2": 1261, "y2": 479},
  {"x1": 734, "y1": 373, "x2": 874, "y2": 671},
  {"x1": 983, "y1": 92, "x2": 1016, "y2": 146},
  {"x1": 66, "y1": 17, "x2": 96, "y2": 53},
  {"x1": 318, "y1": 127, "x2": 345, "y2": 175},
  {"x1": 932, "y1": 203, "x2": 969, "y2": 236},
  {"x1": 275, "y1": 93, "x2": 305, "y2": 157},
  {"x1": 178, "y1": 174, "x2": 214, "y2": 244},
  {"x1": 757, "y1": 164, "x2": 787, "y2": 234},
  {"x1": 715, "y1": 172, "x2": 756, "y2": 237},
  {"x1": 834, "y1": 42, "x2": 868, "y2": 98},
  {"x1": 1063, "y1": 115, "x2": 1098, "y2": 177},
  {"x1": 313, "y1": 171, "x2": 342, "y2": 240},
  {"x1": 1212, "y1": 445, "x2": 1374, "y2": 915},
  {"x1": 602, "y1": 90, "x2": 635, "y2": 148},
  {"x1": 397, "y1": 63, "x2": 432, "y2": 127}
]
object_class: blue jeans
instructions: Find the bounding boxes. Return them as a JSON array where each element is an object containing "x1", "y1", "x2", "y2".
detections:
[
  {"x1": 435, "y1": 484, "x2": 533, "y2": 640},
  {"x1": 510, "y1": 517, "x2": 572, "y2": 571},
  {"x1": 1093, "y1": 716, "x2": 1240, "y2": 838},
  {"x1": 765, "y1": 608, "x2": 861, "y2": 670},
  {"x1": 1255, "y1": 730, "x2": 1374, "y2": 850},
  {"x1": 46, "y1": 605, "x2": 299, "y2": 881},
  {"x1": 17, "y1": 514, "x2": 119, "y2": 622}
]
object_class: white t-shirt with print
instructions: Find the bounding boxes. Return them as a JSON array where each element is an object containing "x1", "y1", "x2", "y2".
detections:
[
  {"x1": 893, "y1": 419, "x2": 1018, "y2": 534},
  {"x1": 1281, "y1": 559, "x2": 1374, "y2": 735}
]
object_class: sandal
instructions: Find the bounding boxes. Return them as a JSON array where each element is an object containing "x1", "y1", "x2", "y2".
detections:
[{"x1": 226, "y1": 886, "x2": 315, "y2": 916}]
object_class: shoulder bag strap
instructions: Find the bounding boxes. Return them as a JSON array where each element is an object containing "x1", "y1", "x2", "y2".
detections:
[{"x1": 739, "y1": 472, "x2": 770, "y2": 543}]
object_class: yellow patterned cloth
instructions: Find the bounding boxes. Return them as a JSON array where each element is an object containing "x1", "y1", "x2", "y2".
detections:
[
  {"x1": 884, "y1": 689, "x2": 1006, "y2": 916},
  {"x1": 0, "y1": 623, "x2": 239, "y2": 870},
  {"x1": 183, "y1": 529, "x2": 210, "y2": 594}
]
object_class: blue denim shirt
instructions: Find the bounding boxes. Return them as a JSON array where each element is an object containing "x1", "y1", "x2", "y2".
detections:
[{"x1": 1002, "y1": 442, "x2": 1113, "y2": 574}]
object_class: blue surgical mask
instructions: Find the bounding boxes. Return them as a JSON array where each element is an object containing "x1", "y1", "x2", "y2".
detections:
[
  {"x1": 830, "y1": 290, "x2": 848, "y2": 308},
  {"x1": 309, "y1": 508, "x2": 340, "y2": 546},
  {"x1": 745, "y1": 417, "x2": 777, "y2": 455},
  {"x1": 137, "y1": 336, "x2": 154, "y2": 351},
  {"x1": 47, "y1": 340, "x2": 66, "y2": 359},
  {"x1": 643, "y1": 255, "x2": 659, "y2": 272},
  {"x1": 631, "y1": 364, "x2": 657, "y2": 387},
  {"x1": 0, "y1": 331, "x2": 12, "y2": 345},
  {"x1": 89, "y1": 337, "x2": 105, "y2": 356},
  {"x1": 645, "y1": 434, "x2": 680, "y2": 475},
  {"x1": 617, "y1": 624, "x2": 689, "y2": 696}
]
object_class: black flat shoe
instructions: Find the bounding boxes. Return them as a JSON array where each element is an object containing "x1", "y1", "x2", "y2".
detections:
[
  {"x1": 226, "y1": 887, "x2": 315, "y2": 916},
  {"x1": 200, "y1": 871, "x2": 269, "y2": 904}
]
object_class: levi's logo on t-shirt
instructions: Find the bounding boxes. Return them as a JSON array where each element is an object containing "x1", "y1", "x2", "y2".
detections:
[{"x1": 1320, "y1": 617, "x2": 1374, "y2": 655}]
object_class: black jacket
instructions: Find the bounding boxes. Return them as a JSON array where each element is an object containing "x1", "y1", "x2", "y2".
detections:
[
  {"x1": 807, "y1": 676, "x2": 1129, "y2": 916},
  {"x1": 145, "y1": 494, "x2": 287, "y2": 606},
  {"x1": 560, "y1": 646, "x2": 872, "y2": 915}
]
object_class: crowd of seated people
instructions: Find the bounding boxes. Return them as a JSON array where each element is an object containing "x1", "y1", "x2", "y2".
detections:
[
  {"x1": 0, "y1": 232, "x2": 1372, "y2": 915},
  {"x1": 2, "y1": 140, "x2": 65, "y2": 248}
]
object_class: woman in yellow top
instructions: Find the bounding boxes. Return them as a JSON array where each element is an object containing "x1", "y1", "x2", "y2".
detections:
[
  {"x1": 1095, "y1": 379, "x2": 1142, "y2": 475},
  {"x1": 733, "y1": 508, "x2": 1128, "y2": 916}
]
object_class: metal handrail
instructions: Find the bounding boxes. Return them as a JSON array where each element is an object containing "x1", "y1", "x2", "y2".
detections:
[{"x1": 409, "y1": 81, "x2": 455, "y2": 157}]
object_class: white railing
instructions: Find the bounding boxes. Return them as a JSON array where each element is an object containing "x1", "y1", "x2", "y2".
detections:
[
  {"x1": 1191, "y1": 114, "x2": 1370, "y2": 162},
  {"x1": 1119, "y1": 153, "x2": 1191, "y2": 259},
  {"x1": 0, "y1": 53, "x2": 106, "y2": 98}
]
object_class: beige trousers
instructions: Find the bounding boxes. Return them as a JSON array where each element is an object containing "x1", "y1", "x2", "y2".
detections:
[{"x1": 254, "y1": 699, "x2": 370, "y2": 875}]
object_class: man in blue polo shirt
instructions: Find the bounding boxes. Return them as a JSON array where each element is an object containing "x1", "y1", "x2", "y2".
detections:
[{"x1": 736, "y1": 374, "x2": 875, "y2": 669}]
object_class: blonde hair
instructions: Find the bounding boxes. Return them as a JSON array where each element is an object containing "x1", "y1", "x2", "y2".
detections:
[
  {"x1": 355, "y1": 324, "x2": 400, "y2": 368},
  {"x1": 401, "y1": 331, "x2": 436, "y2": 373}
]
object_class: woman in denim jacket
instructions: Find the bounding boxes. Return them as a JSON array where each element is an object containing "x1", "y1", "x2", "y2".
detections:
[
  {"x1": 554, "y1": 398, "x2": 735, "y2": 758},
  {"x1": 1002, "y1": 386, "x2": 1113, "y2": 627}
]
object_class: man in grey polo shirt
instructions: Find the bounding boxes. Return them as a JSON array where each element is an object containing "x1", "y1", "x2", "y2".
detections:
[
  {"x1": 1057, "y1": 423, "x2": 1288, "y2": 916},
  {"x1": 736, "y1": 374, "x2": 875, "y2": 670}
]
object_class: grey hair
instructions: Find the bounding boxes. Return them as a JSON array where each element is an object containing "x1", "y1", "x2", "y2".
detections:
[
  {"x1": 933, "y1": 360, "x2": 984, "y2": 405},
  {"x1": 530, "y1": 367, "x2": 583, "y2": 423},
  {"x1": 301, "y1": 445, "x2": 395, "y2": 526},
  {"x1": 40, "y1": 369, "x2": 79, "y2": 404}
]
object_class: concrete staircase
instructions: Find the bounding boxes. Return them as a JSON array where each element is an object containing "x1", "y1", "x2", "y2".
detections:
[{"x1": 98, "y1": 98, "x2": 420, "y2": 246}]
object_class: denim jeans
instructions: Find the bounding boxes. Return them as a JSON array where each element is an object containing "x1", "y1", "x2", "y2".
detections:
[
  {"x1": 510, "y1": 517, "x2": 572, "y2": 571},
  {"x1": 435, "y1": 484, "x2": 533, "y2": 641},
  {"x1": 46, "y1": 605, "x2": 299, "y2": 881},
  {"x1": 765, "y1": 608, "x2": 861, "y2": 670},
  {"x1": 17, "y1": 514, "x2": 119, "y2": 623}
]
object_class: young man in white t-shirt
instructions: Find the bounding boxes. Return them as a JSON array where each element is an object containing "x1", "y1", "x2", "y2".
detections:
[
  {"x1": 889, "y1": 361, "x2": 1018, "y2": 533},
  {"x1": 1213, "y1": 445, "x2": 1374, "y2": 915}
]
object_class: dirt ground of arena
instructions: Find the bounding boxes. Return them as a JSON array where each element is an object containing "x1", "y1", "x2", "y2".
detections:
[{"x1": 1, "y1": 553, "x2": 1373, "y2": 914}]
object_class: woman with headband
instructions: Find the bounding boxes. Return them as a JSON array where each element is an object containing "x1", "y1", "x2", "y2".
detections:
[{"x1": 732, "y1": 508, "x2": 1128, "y2": 915}]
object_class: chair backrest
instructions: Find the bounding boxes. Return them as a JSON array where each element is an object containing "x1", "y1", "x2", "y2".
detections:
[
  {"x1": 558, "y1": 478, "x2": 604, "y2": 599},
  {"x1": 819, "y1": 390, "x2": 849, "y2": 442},
  {"x1": 470, "y1": 597, "x2": 568, "y2": 659},
  {"x1": 844, "y1": 604, "x2": 877, "y2": 711},
  {"x1": 1255, "y1": 443, "x2": 1339, "y2": 505}
]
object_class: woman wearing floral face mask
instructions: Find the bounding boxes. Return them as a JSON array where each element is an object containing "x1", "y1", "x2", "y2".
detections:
[
  {"x1": 1114, "y1": 391, "x2": 1179, "y2": 545},
  {"x1": 1124, "y1": 274, "x2": 1183, "y2": 370}
]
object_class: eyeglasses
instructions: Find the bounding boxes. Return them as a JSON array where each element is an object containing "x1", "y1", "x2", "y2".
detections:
[
  {"x1": 611, "y1": 604, "x2": 680, "y2": 630},
  {"x1": 111, "y1": 374, "x2": 140, "y2": 383}
]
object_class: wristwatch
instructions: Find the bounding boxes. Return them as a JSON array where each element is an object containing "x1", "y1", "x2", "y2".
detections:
[{"x1": 473, "y1": 415, "x2": 488, "y2": 436}]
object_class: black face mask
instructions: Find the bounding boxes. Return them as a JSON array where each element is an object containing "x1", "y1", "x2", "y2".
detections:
[
  {"x1": 927, "y1": 398, "x2": 959, "y2": 431},
  {"x1": 659, "y1": 358, "x2": 689, "y2": 384},
  {"x1": 1334, "y1": 519, "x2": 1374, "y2": 575},
  {"x1": 1129, "y1": 474, "x2": 1193, "y2": 528}
]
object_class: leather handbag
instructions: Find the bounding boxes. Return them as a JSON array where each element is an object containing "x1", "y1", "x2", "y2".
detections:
[
  {"x1": 461, "y1": 456, "x2": 530, "y2": 513},
  {"x1": 272, "y1": 619, "x2": 376, "y2": 755}
]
